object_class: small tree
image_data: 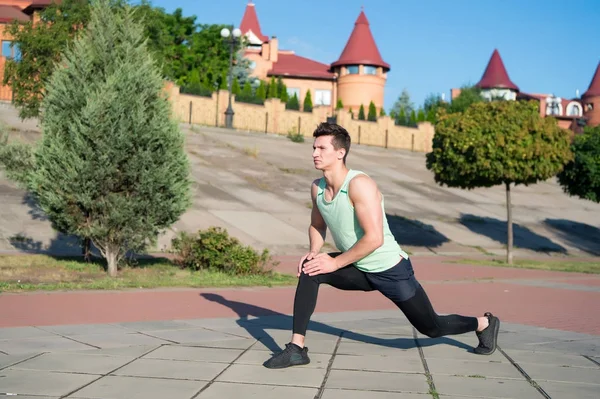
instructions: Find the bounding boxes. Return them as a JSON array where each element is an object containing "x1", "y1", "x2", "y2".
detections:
[
  {"x1": 303, "y1": 89, "x2": 313, "y2": 112},
  {"x1": 268, "y1": 76, "x2": 277, "y2": 98},
  {"x1": 448, "y1": 85, "x2": 483, "y2": 114},
  {"x1": 426, "y1": 100, "x2": 572, "y2": 264},
  {"x1": 255, "y1": 80, "x2": 266, "y2": 100},
  {"x1": 417, "y1": 108, "x2": 426, "y2": 122},
  {"x1": 28, "y1": 0, "x2": 192, "y2": 276},
  {"x1": 557, "y1": 125, "x2": 600, "y2": 203},
  {"x1": 367, "y1": 101, "x2": 377, "y2": 121},
  {"x1": 286, "y1": 93, "x2": 300, "y2": 110},
  {"x1": 336, "y1": 98, "x2": 344, "y2": 110},
  {"x1": 358, "y1": 104, "x2": 366, "y2": 120},
  {"x1": 409, "y1": 109, "x2": 417, "y2": 126},
  {"x1": 231, "y1": 77, "x2": 241, "y2": 95},
  {"x1": 379, "y1": 108, "x2": 386, "y2": 117},
  {"x1": 397, "y1": 109, "x2": 407, "y2": 125}
]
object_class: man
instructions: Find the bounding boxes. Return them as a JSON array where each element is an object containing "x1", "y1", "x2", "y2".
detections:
[{"x1": 263, "y1": 122, "x2": 500, "y2": 369}]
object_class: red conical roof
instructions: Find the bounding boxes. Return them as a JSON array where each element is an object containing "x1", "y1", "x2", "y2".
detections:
[
  {"x1": 331, "y1": 10, "x2": 390, "y2": 71},
  {"x1": 476, "y1": 49, "x2": 519, "y2": 91},
  {"x1": 240, "y1": 1, "x2": 268, "y2": 43},
  {"x1": 582, "y1": 62, "x2": 600, "y2": 98}
]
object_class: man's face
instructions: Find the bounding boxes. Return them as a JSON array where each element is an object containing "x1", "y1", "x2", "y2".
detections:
[{"x1": 312, "y1": 135, "x2": 344, "y2": 170}]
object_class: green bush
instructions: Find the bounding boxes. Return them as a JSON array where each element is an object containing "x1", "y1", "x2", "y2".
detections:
[
  {"x1": 171, "y1": 227, "x2": 276, "y2": 275},
  {"x1": 287, "y1": 129, "x2": 305, "y2": 143}
]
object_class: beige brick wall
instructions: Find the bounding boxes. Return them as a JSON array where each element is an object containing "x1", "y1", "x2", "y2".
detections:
[{"x1": 165, "y1": 81, "x2": 434, "y2": 153}]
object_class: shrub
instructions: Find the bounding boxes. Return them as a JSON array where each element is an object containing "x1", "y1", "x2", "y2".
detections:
[
  {"x1": 287, "y1": 129, "x2": 304, "y2": 143},
  {"x1": 171, "y1": 227, "x2": 276, "y2": 275}
]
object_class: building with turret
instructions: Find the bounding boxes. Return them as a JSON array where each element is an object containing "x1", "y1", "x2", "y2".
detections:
[
  {"x1": 451, "y1": 49, "x2": 599, "y2": 131},
  {"x1": 240, "y1": 2, "x2": 389, "y2": 116}
]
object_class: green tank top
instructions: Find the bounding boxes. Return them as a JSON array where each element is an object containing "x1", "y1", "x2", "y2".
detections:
[{"x1": 316, "y1": 169, "x2": 409, "y2": 273}]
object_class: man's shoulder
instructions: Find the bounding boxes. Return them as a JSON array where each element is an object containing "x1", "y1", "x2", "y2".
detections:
[{"x1": 348, "y1": 173, "x2": 376, "y2": 189}]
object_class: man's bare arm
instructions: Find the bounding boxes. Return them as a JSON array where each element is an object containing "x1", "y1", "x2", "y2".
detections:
[
  {"x1": 332, "y1": 175, "x2": 384, "y2": 269},
  {"x1": 308, "y1": 179, "x2": 327, "y2": 252}
]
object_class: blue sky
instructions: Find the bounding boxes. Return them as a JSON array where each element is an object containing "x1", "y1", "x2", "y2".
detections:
[{"x1": 148, "y1": 0, "x2": 600, "y2": 112}]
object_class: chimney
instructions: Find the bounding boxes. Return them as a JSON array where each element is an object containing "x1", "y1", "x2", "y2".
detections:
[
  {"x1": 451, "y1": 88, "x2": 461, "y2": 100},
  {"x1": 270, "y1": 36, "x2": 278, "y2": 62},
  {"x1": 261, "y1": 42, "x2": 270, "y2": 61}
]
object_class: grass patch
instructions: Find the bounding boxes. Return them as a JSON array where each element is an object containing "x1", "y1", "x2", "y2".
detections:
[
  {"x1": 448, "y1": 258, "x2": 600, "y2": 274},
  {"x1": 0, "y1": 254, "x2": 297, "y2": 293}
]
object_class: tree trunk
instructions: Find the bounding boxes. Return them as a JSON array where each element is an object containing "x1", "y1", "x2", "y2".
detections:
[
  {"x1": 505, "y1": 182, "x2": 513, "y2": 265},
  {"x1": 82, "y1": 237, "x2": 91, "y2": 262},
  {"x1": 106, "y1": 246, "x2": 119, "y2": 277}
]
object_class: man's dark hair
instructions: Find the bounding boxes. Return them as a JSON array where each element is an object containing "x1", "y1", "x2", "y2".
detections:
[{"x1": 313, "y1": 123, "x2": 351, "y2": 163}]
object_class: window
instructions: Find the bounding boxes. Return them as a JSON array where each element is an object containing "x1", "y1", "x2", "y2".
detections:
[
  {"x1": 566, "y1": 102, "x2": 582, "y2": 116},
  {"x1": 249, "y1": 61, "x2": 256, "y2": 70},
  {"x1": 287, "y1": 87, "x2": 300, "y2": 99},
  {"x1": 1, "y1": 41, "x2": 20, "y2": 61},
  {"x1": 364, "y1": 66, "x2": 377, "y2": 75},
  {"x1": 346, "y1": 65, "x2": 359, "y2": 74},
  {"x1": 314, "y1": 90, "x2": 331, "y2": 106},
  {"x1": 585, "y1": 103, "x2": 594, "y2": 112}
]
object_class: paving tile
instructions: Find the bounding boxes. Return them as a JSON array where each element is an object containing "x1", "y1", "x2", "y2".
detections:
[
  {"x1": 144, "y1": 345, "x2": 243, "y2": 363},
  {"x1": 198, "y1": 381, "x2": 318, "y2": 398},
  {"x1": 64, "y1": 344, "x2": 160, "y2": 358},
  {"x1": 433, "y1": 375, "x2": 541, "y2": 398},
  {"x1": 115, "y1": 320, "x2": 199, "y2": 332},
  {"x1": 186, "y1": 338, "x2": 255, "y2": 350},
  {"x1": 10, "y1": 352, "x2": 134, "y2": 374},
  {"x1": 142, "y1": 327, "x2": 241, "y2": 344},
  {"x1": 503, "y1": 348, "x2": 598, "y2": 368},
  {"x1": 0, "y1": 353, "x2": 40, "y2": 370},
  {"x1": 69, "y1": 375, "x2": 206, "y2": 399},
  {"x1": 322, "y1": 389, "x2": 428, "y2": 399},
  {"x1": 216, "y1": 363, "x2": 326, "y2": 388},
  {"x1": 67, "y1": 332, "x2": 171, "y2": 348},
  {"x1": 522, "y1": 363, "x2": 600, "y2": 384},
  {"x1": 332, "y1": 353, "x2": 423, "y2": 373},
  {"x1": 0, "y1": 369, "x2": 98, "y2": 396},
  {"x1": 0, "y1": 336, "x2": 94, "y2": 355},
  {"x1": 420, "y1": 342, "x2": 506, "y2": 362},
  {"x1": 38, "y1": 323, "x2": 129, "y2": 336},
  {"x1": 426, "y1": 358, "x2": 524, "y2": 379},
  {"x1": 537, "y1": 380, "x2": 600, "y2": 399},
  {"x1": 336, "y1": 341, "x2": 420, "y2": 356},
  {"x1": 111, "y1": 358, "x2": 227, "y2": 381},
  {"x1": 325, "y1": 369, "x2": 429, "y2": 393},
  {"x1": 0, "y1": 326, "x2": 55, "y2": 340}
]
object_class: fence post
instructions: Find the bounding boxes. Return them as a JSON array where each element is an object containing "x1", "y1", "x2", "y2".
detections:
[
  {"x1": 265, "y1": 112, "x2": 268, "y2": 133},
  {"x1": 189, "y1": 101, "x2": 192, "y2": 125},
  {"x1": 411, "y1": 133, "x2": 415, "y2": 152},
  {"x1": 358, "y1": 126, "x2": 361, "y2": 145},
  {"x1": 298, "y1": 116, "x2": 301, "y2": 134},
  {"x1": 385, "y1": 129, "x2": 389, "y2": 148}
]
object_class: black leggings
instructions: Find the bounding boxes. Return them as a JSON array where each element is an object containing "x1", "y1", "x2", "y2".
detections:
[{"x1": 292, "y1": 254, "x2": 478, "y2": 337}]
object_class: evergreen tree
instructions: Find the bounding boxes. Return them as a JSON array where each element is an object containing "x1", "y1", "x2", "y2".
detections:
[
  {"x1": 267, "y1": 77, "x2": 277, "y2": 98},
  {"x1": 219, "y1": 71, "x2": 227, "y2": 90},
  {"x1": 367, "y1": 101, "x2": 377, "y2": 121},
  {"x1": 279, "y1": 87, "x2": 289, "y2": 103},
  {"x1": 303, "y1": 89, "x2": 313, "y2": 112},
  {"x1": 409, "y1": 109, "x2": 417, "y2": 126},
  {"x1": 358, "y1": 104, "x2": 366, "y2": 120},
  {"x1": 379, "y1": 108, "x2": 386, "y2": 117},
  {"x1": 241, "y1": 80, "x2": 252, "y2": 97},
  {"x1": 397, "y1": 109, "x2": 407, "y2": 125},
  {"x1": 286, "y1": 93, "x2": 300, "y2": 110},
  {"x1": 417, "y1": 108, "x2": 426, "y2": 122},
  {"x1": 256, "y1": 80, "x2": 266, "y2": 100},
  {"x1": 336, "y1": 98, "x2": 344, "y2": 110},
  {"x1": 349, "y1": 107, "x2": 354, "y2": 119},
  {"x1": 29, "y1": 0, "x2": 191, "y2": 276},
  {"x1": 231, "y1": 77, "x2": 241, "y2": 95}
]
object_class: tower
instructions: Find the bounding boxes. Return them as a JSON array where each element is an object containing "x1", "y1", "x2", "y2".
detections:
[
  {"x1": 582, "y1": 62, "x2": 600, "y2": 127},
  {"x1": 475, "y1": 49, "x2": 519, "y2": 101},
  {"x1": 330, "y1": 10, "x2": 389, "y2": 115}
]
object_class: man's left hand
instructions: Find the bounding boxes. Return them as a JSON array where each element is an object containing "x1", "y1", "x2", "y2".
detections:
[{"x1": 302, "y1": 253, "x2": 338, "y2": 276}]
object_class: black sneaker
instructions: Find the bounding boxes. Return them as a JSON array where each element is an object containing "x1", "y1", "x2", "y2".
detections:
[
  {"x1": 474, "y1": 312, "x2": 500, "y2": 355},
  {"x1": 263, "y1": 343, "x2": 310, "y2": 369}
]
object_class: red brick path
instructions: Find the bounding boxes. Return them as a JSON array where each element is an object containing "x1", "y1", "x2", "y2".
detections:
[{"x1": 1, "y1": 256, "x2": 599, "y2": 335}]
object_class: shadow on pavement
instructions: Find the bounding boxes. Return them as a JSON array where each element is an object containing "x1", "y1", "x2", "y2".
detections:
[
  {"x1": 459, "y1": 214, "x2": 567, "y2": 253},
  {"x1": 386, "y1": 214, "x2": 449, "y2": 248},
  {"x1": 200, "y1": 293, "x2": 474, "y2": 356},
  {"x1": 543, "y1": 219, "x2": 600, "y2": 256}
]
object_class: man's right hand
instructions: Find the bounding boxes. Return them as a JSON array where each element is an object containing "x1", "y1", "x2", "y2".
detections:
[{"x1": 298, "y1": 251, "x2": 318, "y2": 277}]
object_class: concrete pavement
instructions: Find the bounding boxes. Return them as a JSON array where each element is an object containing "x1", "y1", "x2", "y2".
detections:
[{"x1": 1, "y1": 310, "x2": 599, "y2": 398}]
